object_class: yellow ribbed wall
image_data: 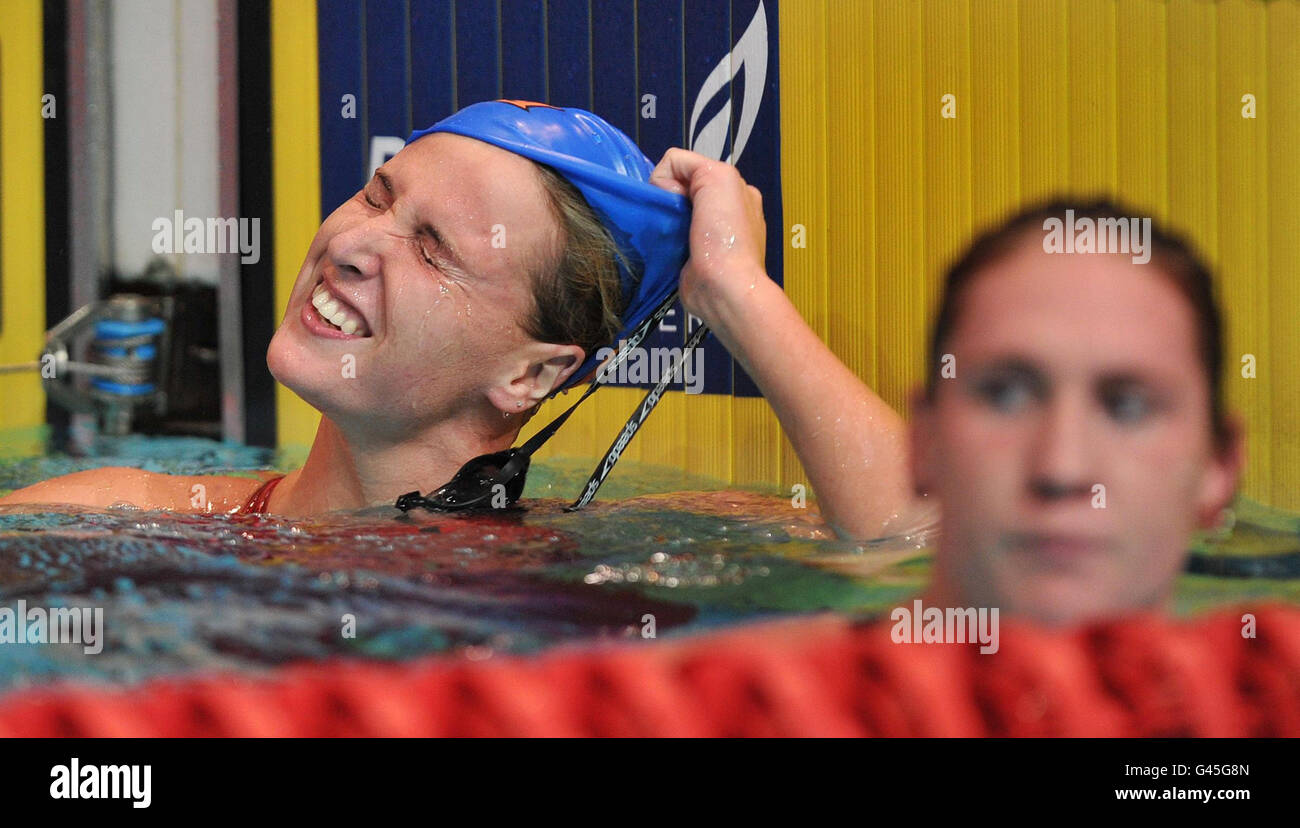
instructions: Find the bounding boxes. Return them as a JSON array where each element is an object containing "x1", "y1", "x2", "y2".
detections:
[
  {"x1": 0, "y1": 1, "x2": 45, "y2": 438},
  {"x1": 269, "y1": 0, "x2": 1299, "y2": 510},
  {"x1": 1267, "y1": 1, "x2": 1300, "y2": 514},
  {"x1": 772, "y1": 0, "x2": 1300, "y2": 510},
  {"x1": 271, "y1": 0, "x2": 324, "y2": 449}
]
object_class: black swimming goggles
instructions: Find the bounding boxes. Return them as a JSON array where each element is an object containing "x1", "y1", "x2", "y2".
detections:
[{"x1": 395, "y1": 290, "x2": 709, "y2": 513}]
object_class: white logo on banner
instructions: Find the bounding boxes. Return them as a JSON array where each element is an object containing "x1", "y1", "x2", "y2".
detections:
[{"x1": 688, "y1": 0, "x2": 768, "y2": 164}]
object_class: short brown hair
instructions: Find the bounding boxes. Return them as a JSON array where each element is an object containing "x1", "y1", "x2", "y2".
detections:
[{"x1": 926, "y1": 198, "x2": 1228, "y2": 444}]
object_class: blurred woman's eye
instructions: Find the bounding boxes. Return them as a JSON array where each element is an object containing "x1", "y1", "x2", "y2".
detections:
[
  {"x1": 1101, "y1": 386, "x2": 1154, "y2": 424},
  {"x1": 971, "y1": 373, "x2": 1038, "y2": 414}
]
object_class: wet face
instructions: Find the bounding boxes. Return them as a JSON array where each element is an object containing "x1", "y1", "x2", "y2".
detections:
[
  {"x1": 912, "y1": 237, "x2": 1241, "y2": 625},
  {"x1": 267, "y1": 133, "x2": 573, "y2": 441}
]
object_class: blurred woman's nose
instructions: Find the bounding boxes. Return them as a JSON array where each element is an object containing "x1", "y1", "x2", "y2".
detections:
[{"x1": 1027, "y1": 389, "x2": 1096, "y2": 500}]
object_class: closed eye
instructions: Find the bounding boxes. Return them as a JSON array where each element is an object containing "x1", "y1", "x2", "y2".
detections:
[
  {"x1": 362, "y1": 169, "x2": 394, "y2": 210},
  {"x1": 417, "y1": 240, "x2": 439, "y2": 268},
  {"x1": 361, "y1": 168, "x2": 469, "y2": 278}
]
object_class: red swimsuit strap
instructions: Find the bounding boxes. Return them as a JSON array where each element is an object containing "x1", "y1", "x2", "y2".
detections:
[{"x1": 241, "y1": 475, "x2": 285, "y2": 515}]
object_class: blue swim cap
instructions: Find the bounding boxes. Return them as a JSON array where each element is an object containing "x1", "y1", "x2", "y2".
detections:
[{"x1": 405, "y1": 100, "x2": 691, "y2": 392}]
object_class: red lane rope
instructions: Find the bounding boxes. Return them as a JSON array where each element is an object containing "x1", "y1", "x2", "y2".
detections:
[{"x1": 0, "y1": 605, "x2": 1296, "y2": 737}]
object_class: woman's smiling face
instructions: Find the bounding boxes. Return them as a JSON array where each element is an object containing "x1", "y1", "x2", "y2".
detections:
[{"x1": 267, "y1": 132, "x2": 565, "y2": 439}]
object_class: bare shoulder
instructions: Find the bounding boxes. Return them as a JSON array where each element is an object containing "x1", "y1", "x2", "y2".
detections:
[{"x1": 0, "y1": 466, "x2": 275, "y2": 513}]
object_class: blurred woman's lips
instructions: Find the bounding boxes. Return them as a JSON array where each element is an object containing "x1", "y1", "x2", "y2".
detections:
[
  {"x1": 1005, "y1": 532, "x2": 1113, "y2": 562},
  {"x1": 303, "y1": 279, "x2": 372, "y2": 338}
]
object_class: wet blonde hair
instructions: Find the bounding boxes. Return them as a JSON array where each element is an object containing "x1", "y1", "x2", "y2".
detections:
[{"x1": 525, "y1": 163, "x2": 629, "y2": 364}]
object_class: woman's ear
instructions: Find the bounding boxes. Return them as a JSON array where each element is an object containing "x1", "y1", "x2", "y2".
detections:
[
  {"x1": 1196, "y1": 413, "x2": 1245, "y2": 529},
  {"x1": 485, "y1": 342, "x2": 586, "y2": 414}
]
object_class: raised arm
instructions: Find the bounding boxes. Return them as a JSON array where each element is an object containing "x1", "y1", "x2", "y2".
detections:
[{"x1": 650, "y1": 148, "x2": 930, "y2": 539}]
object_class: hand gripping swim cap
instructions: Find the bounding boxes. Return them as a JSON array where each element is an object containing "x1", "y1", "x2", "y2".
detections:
[{"x1": 405, "y1": 100, "x2": 691, "y2": 392}]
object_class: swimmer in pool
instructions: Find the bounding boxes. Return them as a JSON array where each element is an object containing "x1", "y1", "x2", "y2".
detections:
[
  {"x1": 652, "y1": 148, "x2": 1243, "y2": 625},
  {"x1": 0, "y1": 102, "x2": 690, "y2": 516}
]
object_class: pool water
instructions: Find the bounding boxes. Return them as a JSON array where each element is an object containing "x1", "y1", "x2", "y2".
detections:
[{"x1": 0, "y1": 433, "x2": 1297, "y2": 694}]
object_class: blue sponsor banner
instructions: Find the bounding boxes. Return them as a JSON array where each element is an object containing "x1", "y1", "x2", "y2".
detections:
[
  {"x1": 590, "y1": 2, "x2": 638, "y2": 139},
  {"x1": 315, "y1": 0, "x2": 781, "y2": 398},
  {"x1": 501, "y1": 0, "x2": 547, "y2": 102},
  {"x1": 454, "y1": 1, "x2": 500, "y2": 106},
  {"x1": 547, "y1": 0, "x2": 591, "y2": 110},
  {"x1": 409, "y1": 1, "x2": 455, "y2": 129},
  {"x1": 365, "y1": 2, "x2": 411, "y2": 140},
  {"x1": 316, "y1": 0, "x2": 366, "y2": 223}
]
